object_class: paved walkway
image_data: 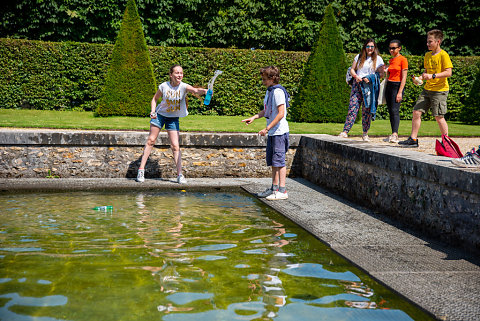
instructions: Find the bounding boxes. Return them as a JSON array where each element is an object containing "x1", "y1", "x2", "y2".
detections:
[{"x1": 1, "y1": 177, "x2": 479, "y2": 320}]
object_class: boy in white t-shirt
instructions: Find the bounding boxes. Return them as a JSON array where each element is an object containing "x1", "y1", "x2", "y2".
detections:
[{"x1": 242, "y1": 66, "x2": 290, "y2": 200}]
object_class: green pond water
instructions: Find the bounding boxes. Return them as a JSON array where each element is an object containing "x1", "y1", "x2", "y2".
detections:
[{"x1": 0, "y1": 191, "x2": 433, "y2": 321}]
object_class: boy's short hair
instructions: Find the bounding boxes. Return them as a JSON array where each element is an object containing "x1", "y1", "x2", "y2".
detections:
[
  {"x1": 260, "y1": 66, "x2": 280, "y2": 84},
  {"x1": 427, "y1": 29, "x2": 444, "y2": 41}
]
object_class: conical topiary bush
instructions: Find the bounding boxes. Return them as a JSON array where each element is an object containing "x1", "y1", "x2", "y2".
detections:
[
  {"x1": 96, "y1": 0, "x2": 156, "y2": 116},
  {"x1": 290, "y1": 4, "x2": 350, "y2": 123}
]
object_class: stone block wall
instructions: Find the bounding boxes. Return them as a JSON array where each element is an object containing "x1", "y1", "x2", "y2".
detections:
[
  {"x1": 292, "y1": 134, "x2": 480, "y2": 254},
  {"x1": 0, "y1": 130, "x2": 299, "y2": 179}
]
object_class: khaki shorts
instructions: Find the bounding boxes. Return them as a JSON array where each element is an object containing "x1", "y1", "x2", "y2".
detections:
[{"x1": 413, "y1": 89, "x2": 449, "y2": 117}]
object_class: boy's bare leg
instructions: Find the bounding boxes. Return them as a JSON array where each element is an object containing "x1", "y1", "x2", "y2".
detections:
[
  {"x1": 277, "y1": 166, "x2": 286, "y2": 188},
  {"x1": 272, "y1": 167, "x2": 279, "y2": 186},
  {"x1": 410, "y1": 110, "x2": 423, "y2": 139},
  {"x1": 436, "y1": 116, "x2": 448, "y2": 136}
]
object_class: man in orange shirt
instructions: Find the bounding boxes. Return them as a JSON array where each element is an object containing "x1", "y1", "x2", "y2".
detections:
[{"x1": 399, "y1": 29, "x2": 453, "y2": 147}]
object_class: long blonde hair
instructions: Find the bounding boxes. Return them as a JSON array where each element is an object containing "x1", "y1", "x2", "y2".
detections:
[{"x1": 356, "y1": 38, "x2": 379, "y2": 71}]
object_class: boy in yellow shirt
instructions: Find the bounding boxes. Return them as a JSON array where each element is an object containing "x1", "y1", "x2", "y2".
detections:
[{"x1": 399, "y1": 29, "x2": 453, "y2": 147}]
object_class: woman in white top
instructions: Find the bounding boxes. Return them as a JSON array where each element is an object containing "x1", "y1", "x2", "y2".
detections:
[
  {"x1": 339, "y1": 39, "x2": 385, "y2": 141},
  {"x1": 136, "y1": 65, "x2": 208, "y2": 184}
]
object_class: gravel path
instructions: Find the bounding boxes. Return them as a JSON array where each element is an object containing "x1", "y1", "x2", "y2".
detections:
[{"x1": 348, "y1": 136, "x2": 479, "y2": 156}]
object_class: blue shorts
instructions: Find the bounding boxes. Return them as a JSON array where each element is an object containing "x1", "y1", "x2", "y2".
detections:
[
  {"x1": 150, "y1": 114, "x2": 180, "y2": 131},
  {"x1": 266, "y1": 133, "x2": 289, "y2": 167}
]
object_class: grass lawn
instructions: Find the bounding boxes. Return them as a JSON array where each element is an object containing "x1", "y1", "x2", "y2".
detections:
[{"x1": 1, "y1": 109, "x2": 479, "y2": 137}]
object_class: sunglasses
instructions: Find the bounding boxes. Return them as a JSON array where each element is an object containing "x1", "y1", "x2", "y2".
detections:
[
  {"x1": 389, "y1": 47, "x2": 399, "y2": 50},
  {"x1": 366, "y1": 46, "x2": 375, "y2": 49}
]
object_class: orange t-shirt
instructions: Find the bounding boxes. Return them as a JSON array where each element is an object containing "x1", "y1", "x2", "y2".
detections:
[{"x1": 388, "y1": 55, "x2": 408, "y2": 82}]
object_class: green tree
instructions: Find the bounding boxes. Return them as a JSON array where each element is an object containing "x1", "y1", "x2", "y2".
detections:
[
  {"x1": 96, "y1": 0, "x2": 156, "y2": 117},
  {"x1": 290, "y1": 4, "x2": 349, "y2": 123},
  {"x1": 1, "y1": 0, "x2": 479, "y2": 55}
]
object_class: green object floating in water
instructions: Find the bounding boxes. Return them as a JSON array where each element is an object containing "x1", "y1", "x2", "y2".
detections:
[{"x1": 92, "y1": 206, "x2": 113, "y2": 211}]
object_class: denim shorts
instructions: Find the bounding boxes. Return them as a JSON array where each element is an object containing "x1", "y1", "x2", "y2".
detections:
[
  {"x1": 150, "y1": 114, "x2": 180, "y2": 131},
  {"x1": 266, "y1": 133, "x2": 289, "y2": 167}
]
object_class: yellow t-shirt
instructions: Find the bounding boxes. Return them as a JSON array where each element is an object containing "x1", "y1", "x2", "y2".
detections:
[{"x1": 424, "y1": 49, "x2": 453, "y2": 92}]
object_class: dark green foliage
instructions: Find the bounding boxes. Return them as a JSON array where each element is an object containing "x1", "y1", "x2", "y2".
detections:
[
  {"x1": 290, "y1": 5, "x2": 349, "y2": 123},
  {"x1": 1, "y1": 0, "x2": 479, "y2": 56},
  {"x1": 1, "y1": 38, "x2": 479, "y2": 121},
  {"x1": 0, "y1": 38, "x2": 110, "y2": 111},
  {"x1": 459, "y1": 62, "x2": 480, "y2": 125},
  {"x1": 96, "y1": 0, "x2": 156, "y2": 117},
  {"x1": 371, "y1": 0, "x2": 480, "y2": 56}
]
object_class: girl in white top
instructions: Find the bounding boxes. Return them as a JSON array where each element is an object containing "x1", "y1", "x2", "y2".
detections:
[
  {"x1": 136, "y1": 65, "x2": 208, "y2": 184},
  {"x1": 339, "y1": 39, "x2": 385, "y2": 141}
]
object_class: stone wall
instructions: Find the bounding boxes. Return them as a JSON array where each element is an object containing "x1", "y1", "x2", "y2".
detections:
[
  {"x1": 292, "y1": 134, "x2": 480, "y2": 254},
  {"x1": 0, "y1": 130, "x2": 299, "y2": 178}
]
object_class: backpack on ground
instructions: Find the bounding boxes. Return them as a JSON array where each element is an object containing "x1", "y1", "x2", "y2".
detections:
[{"x1": 435, "y1": 135, "x2": 463, "y2": 158}]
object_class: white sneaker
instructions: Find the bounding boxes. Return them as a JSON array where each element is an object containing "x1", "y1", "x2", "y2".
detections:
[
  {"x1": 266, "y1": 191, "x2": 288, "y2": 200},
  {"x1": 451, "y1": 150, "x2": 480, "y2": 168},
  {"x1": 177, "y1": 174, "x2": 187, "y2": 184},
  {"x1": 362, "y1": 134, "x2": 370, "y2": 142},
  {"x1": 258, "y1": 188, "x2": 275, "y2": 198},
  {"x1": 338, "y1": 132, "x2": 348, "y2": 138},
  {"x1": 388, "y1": 135, "x2": 399, "y2": 143},
  {"x1": 136, "y1": 169, "x2": 145, "y2": 182}
]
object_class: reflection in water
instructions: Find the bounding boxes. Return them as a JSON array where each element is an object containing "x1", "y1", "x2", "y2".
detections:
[
  {"x1": 0, "y1": 192, "x2": 433, "y2": 320},
  {"x1": 282, "y1": 263, "x2": 360, "y2": 282},
  {"x1": 0, "y1": 293, "x2": 68, "y2": 321}
]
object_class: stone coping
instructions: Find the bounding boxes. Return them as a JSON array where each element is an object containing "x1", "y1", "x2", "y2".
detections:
[
  {"x1": 0, "y1": 177, "x2": 250, "y2": 192},
  {"x1": 0, "y1": 129, "x2": 303, "y2": 147}
]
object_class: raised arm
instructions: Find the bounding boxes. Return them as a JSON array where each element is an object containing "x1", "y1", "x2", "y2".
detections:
[{"x1": 186, "y1": 84, "x2": 208, "y2": 96}]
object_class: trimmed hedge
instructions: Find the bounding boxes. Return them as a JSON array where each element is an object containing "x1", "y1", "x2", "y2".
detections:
[
  {"x1": 0, "y1": 38, "x2": 479, "y2": 121},
  {"x1": 459, "y1": 61, "x2": 480, "y2": 125},
  {"x1": 97, "y1": 0, "x2": 156, "y2": 117},
  {"x1": 0, "y1": 39, "x2": 110, "y2": 112}
]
